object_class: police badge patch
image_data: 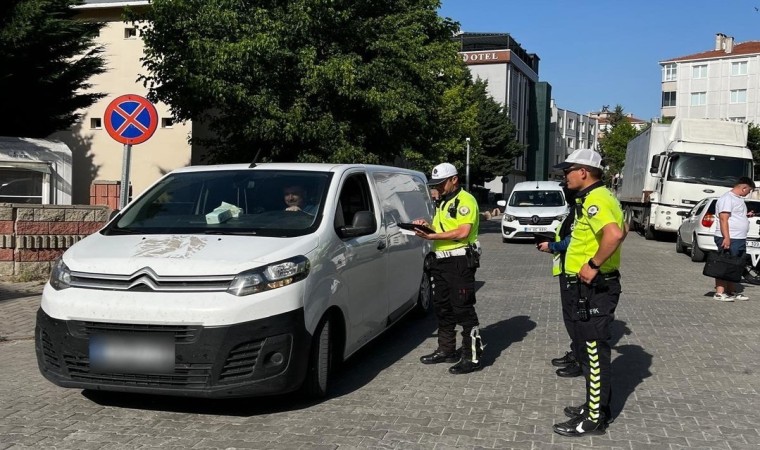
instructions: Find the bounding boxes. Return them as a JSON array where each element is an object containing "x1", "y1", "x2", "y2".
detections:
[
  {"x1": 587, "y1": 205, "x2": 599, "y2": 217},
  {"x1": 459, "y1": 206, "x2": 470, "y2": 215}
]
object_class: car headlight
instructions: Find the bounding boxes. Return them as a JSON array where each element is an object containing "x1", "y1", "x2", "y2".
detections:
[
  {"x1": 227, "y1": 256, "x2": 310, "y2": 296},
  {"x1": 503, "y1": 214, "x2": 516, "y2": 222},
  {"x1": 50, "y1": 258, "x2": 71, "y2": 290}
]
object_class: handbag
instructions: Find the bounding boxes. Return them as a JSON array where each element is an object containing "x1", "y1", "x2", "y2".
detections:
[{"x1": 703, "y1": 250, "x2": 745, "y2": 282}]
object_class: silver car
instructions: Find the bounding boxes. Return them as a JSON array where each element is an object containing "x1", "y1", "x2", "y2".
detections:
[{"x1": 676, "y1": 197, "x2": 760, "y2": 283}]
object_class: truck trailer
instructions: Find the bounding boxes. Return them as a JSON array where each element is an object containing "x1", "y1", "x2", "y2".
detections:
[{"x1": 616, "y1": 118, "x2": 753, "y2": 239}]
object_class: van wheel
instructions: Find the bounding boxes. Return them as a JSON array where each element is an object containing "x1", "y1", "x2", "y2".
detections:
[
  {"x1": 302, "y1": 316, "x2": 332, "y2": 398},
  {"x1": 675, "y1": 232, "x2": 686, "y2": 254},
  {"x1": 413, "y1": 271, "x2": 432, "y2": 317},
  {"x1": 690, "y1": 234, "x2": 706, "y2": 262}
]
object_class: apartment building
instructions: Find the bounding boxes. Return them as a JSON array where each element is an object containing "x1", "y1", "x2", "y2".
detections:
[
  {"x1": 660, "y1": 33, "x2": 760, "y2": 123},
  {"x1": 455, "y1": 32, "x2": 550, "y2": 196},
  {"x1": 548, "y1": 101, "x2": 599, "y2": 180}
]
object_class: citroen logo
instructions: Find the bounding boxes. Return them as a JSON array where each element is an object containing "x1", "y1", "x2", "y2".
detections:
[{"x1": 531, "y1": 215, "x2": 540, "y2": 224}]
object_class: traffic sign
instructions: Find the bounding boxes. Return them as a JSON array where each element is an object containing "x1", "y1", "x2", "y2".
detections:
[{"x1": 103, "y1": 94, "x2": 158, "y2": 145}]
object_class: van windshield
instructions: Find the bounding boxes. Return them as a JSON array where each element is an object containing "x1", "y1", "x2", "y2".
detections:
[
  {"x1": 103, "y1": 170, "x2": 332, "y2": 237},
  {"x1": 508, "y1": 190, "x2": 565, "y2": 207}
]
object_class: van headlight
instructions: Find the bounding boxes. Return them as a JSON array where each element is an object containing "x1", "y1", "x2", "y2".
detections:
[
  {"x1": 556, "y1": 214, "x2": 568, "y2": 222},
  {"x1": 50, "y1": 258, "x2": 71, "y2": 290},
  {"x1": 503, "y1": 214, "x2": 516, "y2": 222},
  {"x1": 227, "y1": 256, "x2": 310, "y2": 296}
]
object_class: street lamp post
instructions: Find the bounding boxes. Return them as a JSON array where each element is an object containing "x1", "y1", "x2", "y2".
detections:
[{"x1": 465, "y1": 137, "x2": 471, "y2": 191}]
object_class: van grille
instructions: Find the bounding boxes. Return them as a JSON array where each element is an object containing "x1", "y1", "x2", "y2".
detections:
[
  {"x1": 62, "y1": 353, "x2": 211, "y2": 388},
  {"x1": 219, "y1": 340, "x2": 264, "y2": 382},
  {"x1": 41, "y1": 331, "x2": 61, "y2": 369},
  {"x1": 68, "y1": 321, "x2": 200, "y2": 343},
  {"x1": 516, "y1": 217, "x2": 555, "y2": 226},
  {"x1": 69, "y1": 267, "x2": 234, "y2": 293}
]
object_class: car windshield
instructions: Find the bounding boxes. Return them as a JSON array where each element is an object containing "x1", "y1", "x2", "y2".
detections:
[
  {"x1": 103, "y1": 170, "x2": 332, "y2": 237},
  {"x1": 668, "y1": 153, "x2": 753, "y2": 187},
  {"x1": 508, "y1": 190, "x2": 565, "y2": 207}
]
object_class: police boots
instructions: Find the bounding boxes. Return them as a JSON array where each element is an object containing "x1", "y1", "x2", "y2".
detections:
[{"x1": 449, "y1": 327, "x2": 484, "y2": 375}]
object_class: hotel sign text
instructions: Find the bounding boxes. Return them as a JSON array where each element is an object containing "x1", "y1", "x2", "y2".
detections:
[{"x1": 461, "y1": 50, "x2": 510, "y2": 65}]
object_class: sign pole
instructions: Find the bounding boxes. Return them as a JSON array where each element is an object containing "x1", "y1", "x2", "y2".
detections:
[{"x1": 120, "y1": 144, "x2": 132, "y2": 209}]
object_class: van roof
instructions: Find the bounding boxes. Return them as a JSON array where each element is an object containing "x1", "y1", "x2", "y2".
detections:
[
  {"x1": 512, "y1": 180, "x2": 564, "y2": 191},
  {"x1": 169, "y1": 163, "x2": 426, "y2": 178}
]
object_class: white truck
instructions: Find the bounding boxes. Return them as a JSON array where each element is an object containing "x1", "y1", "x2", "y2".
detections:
[{"x1": 616, "y1": 118, "x2": 754, "y2": 239}]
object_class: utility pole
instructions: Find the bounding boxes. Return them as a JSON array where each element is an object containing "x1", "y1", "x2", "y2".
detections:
[{"x1": 465, "y1": 137, "x2": 471, "y2": 191}]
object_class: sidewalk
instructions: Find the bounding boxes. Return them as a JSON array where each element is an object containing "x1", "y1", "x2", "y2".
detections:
[{"x1": 0, "y1": 281, "x2": 44, "y2": 341}]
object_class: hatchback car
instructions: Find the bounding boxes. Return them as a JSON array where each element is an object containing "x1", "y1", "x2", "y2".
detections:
[{"x1": 675, "y1": 197, "x2": 760, "y2": 282}]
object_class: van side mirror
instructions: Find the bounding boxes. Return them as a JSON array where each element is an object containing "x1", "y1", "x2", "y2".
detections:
[
  {"x1": 109, "y1": 209, "x2": 120, "y2": 220},
  {"x1": 496, "y1": 200, "x2": 506, "y2": 207},
  {"x1": 337, "y1": 210, "x2": 376, "y2": 238}
]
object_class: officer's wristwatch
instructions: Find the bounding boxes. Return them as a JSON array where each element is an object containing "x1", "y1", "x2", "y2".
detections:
[{"x1": 587, "y1": 258, "x2": 601, "y2": 270}]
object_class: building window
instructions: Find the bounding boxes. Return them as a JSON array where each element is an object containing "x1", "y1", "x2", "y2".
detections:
[
  {"x1": 581, "y1": 122, "x2": 586, "y2": 133},
  {"x1": 662, "y1": 63, "x2": 677, "y2": 81},
  {"x1": 90, "y1": 118, "x2": 102, "y2": 129},
  {"x1": 729, "y1": 117, "x2": 746, "y2": 122},
  {"x1": 569, "y1": 118, "x2": 575, "y2": 130},
  {"x1": 730, "y1": 89, "x2": 747, "y2": 103},
  {"x1": 690, "y1": 92, "x2": 706, "y2": 106},
  {"x1": 161, "y1": 117, "x2": 175, "y2": 128},
  {"x1": 0, "y1": 169, "x2": 43, "y2": 204},
  {"x1": 124, "y1": 27, "x2": 138, "y2": 39},
  {"x1": 692, "y1": 64, "x2": 707, "y2": 79},
  {"x1": 731, "y1": 61, "x2": 748, "y2": 76},
  {"x1": 662, "y1": 91, "x2": 677, "y2": 107},
  {"x1": 558, "y1": 116, "x2": 563, "y2": 128},
  {"x1": 567, "y1": 137, "x2": 574, "y2": 148}
]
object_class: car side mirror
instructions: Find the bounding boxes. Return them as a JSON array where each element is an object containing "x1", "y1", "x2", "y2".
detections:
[{"x1": 337, "y1": 210, "x2": 376, "y2": 238}]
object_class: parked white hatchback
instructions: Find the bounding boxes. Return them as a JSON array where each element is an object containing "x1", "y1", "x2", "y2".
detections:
[{"x1": 496, "y1": 181, "x2": 569, "y2": 242}]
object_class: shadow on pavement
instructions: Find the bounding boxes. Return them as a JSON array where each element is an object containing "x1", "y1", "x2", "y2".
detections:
[
  {"x1": 480, "y1": 315, "x2": 537, "y2": 368},
  {"x1": 0, "y1": 282, "x2": 44, "y2": 304},
  {"x1": 479, "y1": 219, "x2": 502, "y2": 235},
  {"x1": 611, "y1": 344, "x2": 653, "y2": 421}
]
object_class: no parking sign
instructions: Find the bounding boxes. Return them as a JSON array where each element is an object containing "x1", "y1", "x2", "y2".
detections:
[{"x1": 103, "y1": 94, "x2": 159, "y2": 208}]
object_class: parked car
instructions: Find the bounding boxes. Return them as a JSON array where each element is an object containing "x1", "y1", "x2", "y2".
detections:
[
  {"x1": 675, "y1": 196, "x2": 760, "y2": 283},
  {"x1": 496, "y1": 181, "x2": 569, "y2": 242},
  {"x1": 35, "y1": 163, "x2": 434, "y2": 399}
]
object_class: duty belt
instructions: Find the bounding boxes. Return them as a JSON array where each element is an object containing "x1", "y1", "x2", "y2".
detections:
[
  {"x1": 434, "y1": 248, "x2": 468, "y2": 258},
  {"x1": 567, "y1": 270, "x2": 620, "y2": 282}
]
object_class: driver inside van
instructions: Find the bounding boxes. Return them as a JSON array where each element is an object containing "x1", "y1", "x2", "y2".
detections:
[{"x1": 283, "y1": 184, "x2": 317, "y2": 215}]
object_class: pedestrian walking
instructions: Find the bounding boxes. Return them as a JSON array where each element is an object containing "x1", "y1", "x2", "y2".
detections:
[
  {"x1": 551, "y1": 149, "x2": 625, "y2": 437},
  {"x1": 537, "y1": 182, "x2": 582, "y2": 378},
  {"x1": 413, "y1": 163, "x2": 484, "y2": 375},
  {"x1": 712, "y1": 176, "x2": 756, "y2": 302}
]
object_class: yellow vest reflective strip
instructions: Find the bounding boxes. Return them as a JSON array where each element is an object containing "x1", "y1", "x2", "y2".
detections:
[{"x1": 432, "y1": 189, "x2": 480, "y2": 251}]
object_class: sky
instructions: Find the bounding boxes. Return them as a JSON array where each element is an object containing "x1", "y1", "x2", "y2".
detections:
[{"x1": 438, "y1": 0, "x2": 760, "y2": 121}]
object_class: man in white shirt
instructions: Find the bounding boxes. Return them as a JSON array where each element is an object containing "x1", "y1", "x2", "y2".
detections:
[{"x1": 713, "y1": 177, "x2": 756, "y2": 301}]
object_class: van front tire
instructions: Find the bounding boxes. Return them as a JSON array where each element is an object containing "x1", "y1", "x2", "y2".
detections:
[{"x1": 302, "y1": 316, "x2": 332, "y2": 398}]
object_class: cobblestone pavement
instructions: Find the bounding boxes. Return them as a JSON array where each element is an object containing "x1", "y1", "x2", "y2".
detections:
[{"x1": 3, "y1": 220, "x2": 760, "y2": 449}]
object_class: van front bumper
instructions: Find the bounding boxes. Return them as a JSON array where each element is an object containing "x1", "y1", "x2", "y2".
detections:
[{"x1": 35, "y1": 308, "x2": 311, "y2": 398}]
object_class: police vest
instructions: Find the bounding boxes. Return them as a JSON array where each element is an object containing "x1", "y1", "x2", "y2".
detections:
[
  {"x1": 432, "y1": 188, "x2": 479, "y2": 251},
  {"x1": 564, "y1": 185, "x2": 623, "y2": 274}
]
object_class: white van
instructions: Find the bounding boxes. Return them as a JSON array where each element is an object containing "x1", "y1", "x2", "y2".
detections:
[
  {"x1": 35, "y1": 163, "x2": 433, "y2": 398},
  {"x1": 497, "y1": 181, "x2": 569, "y2": 242}
]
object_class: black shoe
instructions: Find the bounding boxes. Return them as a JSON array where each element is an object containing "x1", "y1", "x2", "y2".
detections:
[
  {"x1": 556, "y1": 362, "x2": 582, "y2": 377},
  {"x1": 448, "y1": 358, "x2": 482, "y2": 374},
  {"x1": 553, "y1": 416, "x2": 607, "y2": 437},
  {"x1": 420, "y1": 350, "x2": 459, "y2": 364},
  {"x1": 551, "y1": 351, "x2": 575, "y2": 367},
  {"x1": 564, "y1": 405, "x2": 614, "y2": 424}
]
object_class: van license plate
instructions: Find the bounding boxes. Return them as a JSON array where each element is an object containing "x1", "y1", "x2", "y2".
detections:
[
  {"x1": 89, "y1": 334, "x2": 175, "y2": 374},
  {"x1": 525, "y1": 226, "x2": 548, "y2": 232},
  {"x1": 748, "y1": 241, "x2": 760, "y2": 248}
]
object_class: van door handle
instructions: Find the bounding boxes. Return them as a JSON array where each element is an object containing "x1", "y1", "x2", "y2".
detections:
[{"x1": 377, "y1": 240, "x2": 386, "y2": 250}]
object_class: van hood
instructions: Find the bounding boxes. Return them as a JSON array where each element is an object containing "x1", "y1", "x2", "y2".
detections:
[
  {"x1": 505, "y1": 205, "x2": 569, "y2": 217},
  {"x1": 63, "y1": 233, "x2": 320, "y2": 276}
]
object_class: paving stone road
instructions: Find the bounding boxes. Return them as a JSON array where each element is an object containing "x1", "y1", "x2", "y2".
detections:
[{"x1": 2, "y1": 219, "x2": 760, "y2": 449}]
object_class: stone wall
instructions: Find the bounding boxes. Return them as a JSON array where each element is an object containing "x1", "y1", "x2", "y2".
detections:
[{"x1": 0, "y1": 204, "x2": 111, "y2": 278}]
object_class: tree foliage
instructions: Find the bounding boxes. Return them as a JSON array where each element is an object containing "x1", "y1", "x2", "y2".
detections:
[
  {"x1": 0, "y1": 0, "x2": 106, "y2": 137},
  {"x1": 598, "y1": 105, "x2": 640, "y2": 177},
  {"x1": 137, "y1": 0, "x2": 469, "y2": 165},
  {"x1": 748, "y1": 122, "x2": 760, "y2": 176}
]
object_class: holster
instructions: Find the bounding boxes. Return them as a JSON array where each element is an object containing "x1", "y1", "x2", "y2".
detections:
[{"x1": 465, "y1": 246, "x2": 480, "y2": 269}]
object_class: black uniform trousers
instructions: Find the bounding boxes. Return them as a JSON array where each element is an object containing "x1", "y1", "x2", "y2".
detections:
[
  {"x1": 429, "y1": 254, "x2": 480, "y2": 358},
  {"x1": 558, "y1": 273, "x2": 576, "y2": 358},
  {"x1": 563, "y1": 275, "x2": 621, "y2": 422}
]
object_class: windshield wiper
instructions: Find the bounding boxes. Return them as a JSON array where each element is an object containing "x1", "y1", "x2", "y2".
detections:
[
  {"x1": 104, "y1": 227, "x2": 142, "y2": 235},
  {"x1": 203, "y1": 230, "x2": 257, "y2": 235}
]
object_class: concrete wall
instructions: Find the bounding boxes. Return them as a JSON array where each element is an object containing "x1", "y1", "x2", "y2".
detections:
[{"x1": 0, "y1": 204, "x2": 110, "y2": 278}]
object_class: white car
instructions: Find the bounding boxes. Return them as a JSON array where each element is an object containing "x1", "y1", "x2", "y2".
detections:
[
  {"x1": 676, "y1": 196, "x2": 760, "y2": 283},
  {"x1": 497, "y1": 181, "x2": 569, "y2": 242}
]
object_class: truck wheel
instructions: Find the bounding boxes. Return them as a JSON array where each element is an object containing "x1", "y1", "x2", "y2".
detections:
[
  {"x1": 644, "y1": 226, "x2": 655, "y2": 240},
  {"x1": 302, "y1": 315, "x2": 333, "y2": 398},
  {"x1": 690, "y1": 234, "x2": 706, "y2": 262},
  {"x1": 744, "y1": 264, "x2": 760, "y2": 285},
  {"x1": 413, "y1": 271, "x2": 432, "y2": 317},
  {"x1": 675, "y1": 232, "x2": 686, "y2": 254}
]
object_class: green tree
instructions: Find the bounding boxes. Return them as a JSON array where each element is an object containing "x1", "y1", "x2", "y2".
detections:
[
  {"x1": 598, "y1": 105, "x2": 639, "y2": 177},
  {"x1": 0, "y1": 0, "x2": 106, "y2": 137},
  {"x1": 748, "y1": 122, "x2": 760, "y2": 177},
  {"x1": 136, "y1": 0, "x2": 464, "y2": 164}
]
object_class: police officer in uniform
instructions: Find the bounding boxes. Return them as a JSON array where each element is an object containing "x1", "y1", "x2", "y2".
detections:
[
  {"x1": 551, "y1": 149, "x2": 625, "y2": 437},
  {"x1": 413, "y1": 163, "x2": 484, "y2": 375}
]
